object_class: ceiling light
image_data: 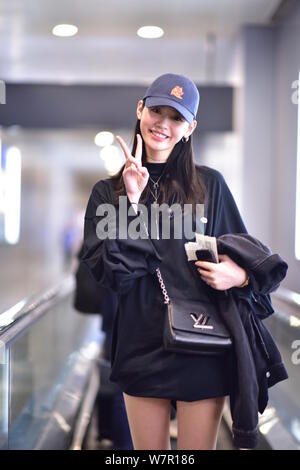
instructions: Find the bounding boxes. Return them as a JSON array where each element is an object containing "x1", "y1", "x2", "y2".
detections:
[
  {"x1": 94, "y1": 131, "x2": 114, "y2": 147},
  {"x1": 52, "y1": 24, "x2": 78, "y2": 37},
  {"x1": 137, "y1": 26, "x2": 164, "y2": 39}
]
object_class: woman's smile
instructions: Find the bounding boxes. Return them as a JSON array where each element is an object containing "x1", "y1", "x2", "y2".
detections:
[{"x1": 149, "y1": 129, "x2": 169, "y2": 141}]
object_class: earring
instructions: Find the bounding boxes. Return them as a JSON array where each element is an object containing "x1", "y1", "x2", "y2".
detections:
[{"x1": 182, "y1": 136, "x2": 189, "y2": 143}]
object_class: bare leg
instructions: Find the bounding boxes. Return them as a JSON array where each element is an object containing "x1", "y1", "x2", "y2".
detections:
[
  {"x1": 123, "y1": 393, "x2": 171, "y2": 450},
  {"x1": 176, "y1": 396, "x2": 226, "y2": 450}
]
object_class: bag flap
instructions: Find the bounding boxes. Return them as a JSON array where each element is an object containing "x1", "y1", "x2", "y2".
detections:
[{"x1": 169, "y1": 297, "x2": 231, "y2": 339}]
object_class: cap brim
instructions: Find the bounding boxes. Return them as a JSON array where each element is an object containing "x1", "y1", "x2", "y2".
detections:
[{"x1": 145, "y1": 96, "x2": 194, "y2": 125}]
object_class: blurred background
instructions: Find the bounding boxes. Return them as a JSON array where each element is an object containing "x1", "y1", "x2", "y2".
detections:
[{"x1": 0, "y1": 0, "x2": 299, "y2": 451}]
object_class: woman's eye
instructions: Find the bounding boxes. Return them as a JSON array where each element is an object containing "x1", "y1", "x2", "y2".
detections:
[{"x1": 150, "y1": 108, "x2": 183, "y2": 121}]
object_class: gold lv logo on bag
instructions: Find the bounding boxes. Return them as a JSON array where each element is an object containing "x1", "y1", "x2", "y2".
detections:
[{"x1": 190, "y1": 313, "x2": 214, "y2": 330}]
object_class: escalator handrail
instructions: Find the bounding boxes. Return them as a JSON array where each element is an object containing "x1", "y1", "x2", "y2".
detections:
[
  {"x1": 0, "y1": 275, "x2": 74, "y2": 342},
  {"x1": 272, "y1": 287, "x2": 300, "y2": 321}
]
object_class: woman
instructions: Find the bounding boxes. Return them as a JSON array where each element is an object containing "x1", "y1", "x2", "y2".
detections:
[{"x1": 82, "y1": 73, "x2": 250, "y2": 450}]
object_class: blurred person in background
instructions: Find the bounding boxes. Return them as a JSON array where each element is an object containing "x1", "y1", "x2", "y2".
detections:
[{"x1": 61, "y1": 211, "x2": 84, "y2": 270}]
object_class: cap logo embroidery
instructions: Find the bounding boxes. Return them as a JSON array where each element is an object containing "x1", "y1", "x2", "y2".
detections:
[{"x1": 170, "y1": 86, "x2": 184, "y2": 100}]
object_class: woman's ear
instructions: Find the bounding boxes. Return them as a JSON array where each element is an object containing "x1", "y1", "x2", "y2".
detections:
[
  {"x1": 136, "y1": 100, "x2": 144, "y2": 120},
  {"x1": 184, "y1": 119, "x2": 197, "y2": 139}
]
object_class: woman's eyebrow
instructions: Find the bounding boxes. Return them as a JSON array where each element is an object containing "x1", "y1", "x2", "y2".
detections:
[
  {"x1": 167, "y1": 110, "x2": 181, "y2": 118},
  {"x1": 150, "y1": 106, "x2": 182, "y2": 119}
]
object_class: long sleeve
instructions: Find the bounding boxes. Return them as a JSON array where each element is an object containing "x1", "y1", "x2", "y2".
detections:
[{"x1": 82, "y1": 180, "x2": 162, "y2": 294}]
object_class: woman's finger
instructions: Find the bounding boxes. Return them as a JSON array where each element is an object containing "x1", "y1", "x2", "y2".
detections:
[
  {"x1": 123, "y1": 163, "x2": 143, "y2": 179},
  {"x1": 116, "y1": 135, "x2": 131, "y2": 159},
  {"x1": 198, "y1": 268, "x2": 210, "y2": 278},
  {"x1": 199, "y1": 272, "x2": 210, "y2": 284},
  {"x1": 117, "y1": 135, "x2": 142, "y2": 171},
  {"x1": 195, "y1": 261, "x2": 213, "y2": 271},
  {"x1": 121, "y1": 151, "x2": 142, "y2": 173},
  {"x1": 118, "y1": 135, "x2": 141, "y2": 170},
  {"x1": 135, "y1": 134, "x2": 143, "y2": 164},
  {"x1": 139, "y1": 166, "x2": 149, "y2": 179},
  {"x1": 126, "y1": 153, "x2": 142, "y2": 170}
]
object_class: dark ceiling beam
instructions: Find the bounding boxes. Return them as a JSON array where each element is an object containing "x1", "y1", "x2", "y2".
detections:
[
  {"x1": 271, "y1": 0, "x2": 298, "y2": 23},
  {"x1": 0, "y1": 83, "x2": 233, "y2": 132}
]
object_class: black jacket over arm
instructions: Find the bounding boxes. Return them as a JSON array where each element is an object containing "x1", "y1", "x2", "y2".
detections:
[{"x1": 217, "y1": 234, "x2": 288, "y2": 449}]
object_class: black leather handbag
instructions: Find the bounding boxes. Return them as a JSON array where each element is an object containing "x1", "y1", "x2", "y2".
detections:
[{"x1": 156, "y1": 267, "x2": 232, "y2": 356}]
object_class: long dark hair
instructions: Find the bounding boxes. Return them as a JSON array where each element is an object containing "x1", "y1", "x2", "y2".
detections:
[{"x1": 111, "y1": 102, "x2": 206, "y2": 213}]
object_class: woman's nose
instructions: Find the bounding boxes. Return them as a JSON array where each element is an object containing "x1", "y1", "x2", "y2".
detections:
[{"x1": 156, "y1": 114, "x2": 169, "y2": 125}]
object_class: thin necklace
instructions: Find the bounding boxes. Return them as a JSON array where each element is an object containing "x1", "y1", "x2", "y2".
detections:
[
  {"x1": 148, "y1": 165, "x2": 168, "y2": 204},
  {"x1": 147, "y1": 165, "x2": 168, "y2": 239}
]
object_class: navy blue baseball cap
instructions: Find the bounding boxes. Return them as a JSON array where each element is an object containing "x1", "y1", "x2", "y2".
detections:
[{"x1": 143, "y1": 73, "x2": 200, "y2": 125}]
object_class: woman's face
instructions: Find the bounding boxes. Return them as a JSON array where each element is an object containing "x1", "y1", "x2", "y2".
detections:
[{"x1": 136, "y1": 100, "x2": 197, "y2": 162}]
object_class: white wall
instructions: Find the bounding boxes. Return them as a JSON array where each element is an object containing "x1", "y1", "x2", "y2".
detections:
[
  {"x1": 241, "y1": 26, "x2": 276, "y2": 246},
  {"x1": 273, "y1": 3, "x2": 300, "y2": 292},
  {"x1": 239, "y1": 4, "x2": 300, "y2": 291}
]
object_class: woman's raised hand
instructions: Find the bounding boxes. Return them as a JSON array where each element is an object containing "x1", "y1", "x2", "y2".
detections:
[{"x1": 116, "y1": 134, "x2": 149, "y2": 203}]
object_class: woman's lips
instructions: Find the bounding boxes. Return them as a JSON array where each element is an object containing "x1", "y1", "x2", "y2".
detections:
[{"x1": 150, "y1": 130, "x2": 169, "y2": 141}]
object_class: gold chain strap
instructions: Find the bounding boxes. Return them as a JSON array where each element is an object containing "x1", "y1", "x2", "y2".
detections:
[{"x1": 155, "y1": 267, "x2": 170, "y2": 305}]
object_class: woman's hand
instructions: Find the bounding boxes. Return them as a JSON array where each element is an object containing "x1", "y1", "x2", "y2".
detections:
[
  {"x1": 116, "y1": 134, "x2": 149, "y2": 203},
  {"x1": 195, "y1": 254, "x2": 248, "y2": 290}
]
